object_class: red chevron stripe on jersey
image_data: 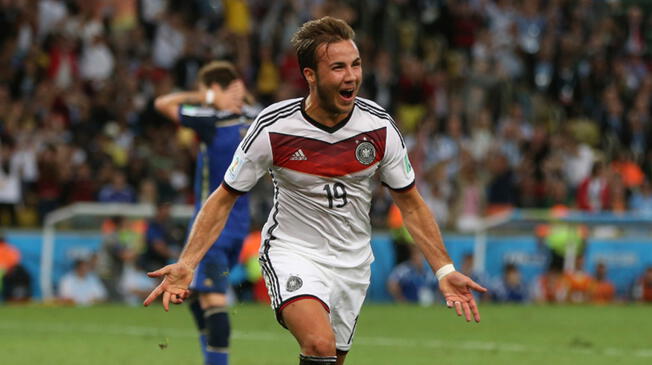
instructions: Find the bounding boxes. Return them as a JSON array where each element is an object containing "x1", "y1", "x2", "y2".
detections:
[{"x1": 270, "y1": 127, "x2": 387, "y2": 177}]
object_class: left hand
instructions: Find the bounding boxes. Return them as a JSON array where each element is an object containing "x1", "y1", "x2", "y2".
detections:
[{"x1": 438, "y1": 271, "x2": 487, "y2": 323}]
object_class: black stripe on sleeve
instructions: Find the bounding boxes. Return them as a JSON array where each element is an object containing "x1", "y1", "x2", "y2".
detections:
[
  {"x1": 221, "y1": 182, "x2": 247, "y2": 195},
  {"x1": 382, "y1": 179, "x2": 416, "y2": 192}
]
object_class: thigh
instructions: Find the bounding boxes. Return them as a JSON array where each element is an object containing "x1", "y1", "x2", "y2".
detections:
[
  {"x1": 282, "y1": 296, "x2": 335, "y2": 352},
  {"x1": 199, "y1": 292, "x2": 228, "y2": 308}
]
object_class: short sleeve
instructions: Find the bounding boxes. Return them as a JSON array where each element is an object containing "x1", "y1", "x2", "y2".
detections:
[
  {"x1": 378, "y1": 124, "x2": 415, "y2": 191},
  {"x1": 178, "y1": 105, "x2": 216, "y2": 140},
  {"x1": 223, "y1": 122, "x2": 273, "y2": 193}
]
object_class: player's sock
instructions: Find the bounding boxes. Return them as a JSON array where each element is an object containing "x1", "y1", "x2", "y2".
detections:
[
  {"x1": 299, "y1": 354, "x2": 337, "y2": 364},
  {"x1": 205, "y1": 306, "x2": 230, "y2": 365},
  {"x1": 189, "y1": 299, "x2": 208, "y2": 359}
]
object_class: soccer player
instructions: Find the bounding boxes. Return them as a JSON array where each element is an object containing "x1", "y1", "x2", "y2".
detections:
[
  {"x1": 145, "y1": 17, "x2": 487, "y2": 365},
  {"x1": 154, "y1": 61, "x2": 258, "y2": 365}
]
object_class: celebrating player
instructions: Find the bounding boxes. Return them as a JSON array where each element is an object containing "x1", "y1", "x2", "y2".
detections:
[
  {"x1": 145, "y1": 17, "x2": 487, "y2": 365},
  {"x1": 154, "y1": 61, "x2": 258, "y2": 365}
]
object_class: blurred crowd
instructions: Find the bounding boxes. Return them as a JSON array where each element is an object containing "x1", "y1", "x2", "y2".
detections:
[
  {"x1": 2, "y1": 0, "x2": 652, "y2": 229},
  {"x1": 387, "y1": 247, "x2": 652, "y2": 305},
  {"x1": 3, "y1": 0, "x2": 652, "y2": 303},
  {"x1": 2, "y1": 0, "x2": 652, "y2": 230}
]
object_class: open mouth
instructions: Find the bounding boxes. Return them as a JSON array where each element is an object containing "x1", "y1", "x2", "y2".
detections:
[{"x1": 339, "y1": 89, "x2": 355, "y2": 100}]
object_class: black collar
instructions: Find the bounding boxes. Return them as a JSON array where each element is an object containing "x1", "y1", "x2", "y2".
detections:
[{"x1": 300, "y1": 98, "x2": 355, "y2": 134}]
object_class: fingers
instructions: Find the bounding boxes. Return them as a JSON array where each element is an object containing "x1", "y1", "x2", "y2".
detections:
[
  {"x1": 143, "y1": 285, "x2": 164, "y2": 307},
  {"x1": 467, "y1": 279, "x2": 488, "y2": 293},
  {"x1": 147, "y1": 266, "x2": 169, "y2": 278},
  {"x1": 169, "y1": 290, "x2": 189, "y2": 305},
  {"x1": 454, "y1": 301, "x2": 463, "y2": 317},
  {"x1": 446, "y1": 295, "x2": 481, "y2": 323},
  {"x1": 162, "y1": 291, "x2": 171, "y2": 312},
  {"x1": 469, "y1": 298, "x2": 482, "y2": 323},
  {"x1": 462, "y1": 301, "x2": 472, "y2": 322}
]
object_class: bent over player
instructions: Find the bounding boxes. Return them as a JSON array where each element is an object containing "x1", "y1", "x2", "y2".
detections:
[
  {"x1": 154, "y1": 61, "x2": 258, "y2": 365},
  {"x1": 146, "y1": 17, "x2": 487, "y2": 365}
]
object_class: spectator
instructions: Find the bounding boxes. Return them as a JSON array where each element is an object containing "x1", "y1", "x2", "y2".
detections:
[
  {"x1": 63, "y1": 162, "x2": 98, "y2": 203},
  {"x1": 139, "y1": 202, "x2": 182, "y2": 272},
  {"x1": 591, "y1": 262, "x2": 615, "y2": 304},
  {"x1": 118, "y1": 259, "x2": 157, "y2": 306},
  {"x1": 561, "y1": 134, "x2": 595, "y2": 191},
  {"x1": 58, "y1": 258, "x2": 108, "y2": 306},
  {"x1": 79, "y1": 34, "x2": 115, "y2": 83},
  {"x1": 387, "y1": 245, "x2": 439, "y2": 305},
  {"x1": 0, "y1": 136, "x2": 21, "y2": 226},
  {"x1": 532, "y1": 266, "x2": 566, "y2": 304},
  {"x1": 0, "y1": 234, "x2": 32, "y2": 302},
  {"x1": 486, "y1": 151, "x2": 518, "y2": 213},
  {"x1": 0, "y1": 234, "x2": 21, "y2": 273},
  {"x1": 562, "y1": 256, "x2": 593, "y2": 304},
  {"x1": 492, "y1": 263, "x2": 528, "y2": 303},
  {"x1": 577, "y1": 162, "x2": 612, "y2": 212},
  {"x1": 451, "y1": 153, "x2": 486, "y2": 232},
  {"x1": 232, "y1": 229, "x2": 269, "y2": 304},
  {"x1": 633, "y1": 266, "x2": 652, "y2": 303},
  {"x1": 98, "y1": 170, "x2": 137, "y2": 203},
  {"x1": 628, "y1": 179, "x2": 652, "y2": 214},
  {"x1": 96, "y1": 216, "x2": 144, "y2": 301}
]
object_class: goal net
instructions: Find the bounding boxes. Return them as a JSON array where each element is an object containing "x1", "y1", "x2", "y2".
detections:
[{"x1": 40, "y1": 202, "x2": 194, "y2": 300}]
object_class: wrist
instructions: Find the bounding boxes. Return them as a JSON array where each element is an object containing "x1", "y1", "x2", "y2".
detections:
[
  {"x1": 436, "y1": 263, "x2": 456, "y2": 281},
  {"x1": 178, "y1": 260, "x2": 196, "y2": 272},
  {"x1": 204, "y1": 89, "x2": 215, "y2": 105}
]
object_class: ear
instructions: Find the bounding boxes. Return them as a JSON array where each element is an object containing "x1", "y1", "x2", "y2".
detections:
[{"x1": 303, "y1": 67, "x2": 316, "y2": 84}]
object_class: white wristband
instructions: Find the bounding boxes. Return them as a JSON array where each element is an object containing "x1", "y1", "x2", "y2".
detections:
[
  {"x1": 436, "y1": 264, "x2": 456, "y2": 281},
  {"x1": 205, "y1": 89, "x2": 215, "y2": 105}
]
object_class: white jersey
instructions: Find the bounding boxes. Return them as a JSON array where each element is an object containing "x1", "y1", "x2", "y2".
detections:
[{"x1": 223, "y1": 97, "x2": 415, "y2": 268}]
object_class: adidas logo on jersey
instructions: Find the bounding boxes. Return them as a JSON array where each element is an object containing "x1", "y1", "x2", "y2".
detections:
[{"x1": 290, "y1": 149, "x2": 308, "y2": 161}]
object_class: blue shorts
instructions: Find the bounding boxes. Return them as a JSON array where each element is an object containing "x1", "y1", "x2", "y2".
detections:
[{"x1": 190, "y1": 234, "x2": 245, "y2": 294}]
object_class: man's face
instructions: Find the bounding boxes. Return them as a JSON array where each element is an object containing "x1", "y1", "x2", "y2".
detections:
[{"x1": 309, "y1": 40, "x2": 362, "y2": 115}]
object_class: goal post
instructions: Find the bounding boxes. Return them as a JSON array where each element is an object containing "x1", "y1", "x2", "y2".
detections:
[{"x1": 40, "y1": 202, "x2": 194, "y2": 300}]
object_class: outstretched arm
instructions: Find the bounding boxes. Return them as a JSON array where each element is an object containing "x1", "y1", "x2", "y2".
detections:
[
  {"x1": 390, "y1": 187, "x2": 487, "y2": 322},
  {"x1": 143, "y1": 184, "x2": 240, "y2": 310}
]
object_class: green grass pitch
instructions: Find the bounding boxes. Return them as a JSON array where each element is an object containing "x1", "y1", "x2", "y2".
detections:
[{"x1": 1, "y1": 303, "x2": 651, "y2": 364}]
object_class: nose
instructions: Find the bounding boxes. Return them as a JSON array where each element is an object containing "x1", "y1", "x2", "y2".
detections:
[{"x1": 343, "y1": 66, "x2": 356, "y2": 83}]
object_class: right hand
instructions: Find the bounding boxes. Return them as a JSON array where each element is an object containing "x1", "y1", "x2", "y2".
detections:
[{"x1": 143, "y1": 263, "x2": 194, "y2": 311}]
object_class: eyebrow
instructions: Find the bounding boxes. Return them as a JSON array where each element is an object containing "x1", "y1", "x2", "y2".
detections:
[{"x1": 329, "y1": 57, "x2": 362, "y2": 67}]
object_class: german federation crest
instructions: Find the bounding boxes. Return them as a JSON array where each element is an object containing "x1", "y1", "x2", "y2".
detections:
[
  {"x1": 355, "y1": 141, "x2": 376, "y2": 165},
  {"x1": 286, "y1": 275, "x2": 303, "y2": 292}
]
